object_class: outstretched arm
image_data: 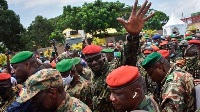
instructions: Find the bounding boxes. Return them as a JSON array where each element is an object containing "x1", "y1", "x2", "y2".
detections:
[{"x1": 119, "y1": 0, "x2": 155, "y2": 66}]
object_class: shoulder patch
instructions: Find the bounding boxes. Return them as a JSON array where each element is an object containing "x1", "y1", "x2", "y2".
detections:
[{"x1": 166, "y1": 74, "x2": 174, "y2": 81}]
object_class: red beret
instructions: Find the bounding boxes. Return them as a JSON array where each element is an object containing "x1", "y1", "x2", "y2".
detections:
[
  {"x1": 157, "y1": 50, "x2": 170, "y2": 58},
  {"x1": 108, "y1": 43, "x2": 114, "y2": 46},
  {"x1": 82, "y1": 45, "x2": 102, "y2": 55},
  {"x1": 144, "y1": 50, "x2": 153, "y2": 54},
  {"x1": 185, "y1": 34, "x2": 190, "y2": 37},
  {"x1": 106, "y1": 66, "x2": 139, "y2": 89},
  {"x1": 188, "y1": 40, "x2": 200, "y2": 44},
  {"x1": 159, "y1": 41, "x2": 168, "y2": 46},
  {"x1": 151, "y1": 46, "x2": 159, "y2": 51},
  {"x1": 49, "y1": 63, "x2": 56, "y2": 68},
  {"x1": 0, "y1": 73, "x2": 11, "y2": 81}
]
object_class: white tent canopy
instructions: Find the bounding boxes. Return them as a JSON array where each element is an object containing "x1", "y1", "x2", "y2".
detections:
[{"x1": 163, "y1": 11, "x2": 187, "y2": 36}]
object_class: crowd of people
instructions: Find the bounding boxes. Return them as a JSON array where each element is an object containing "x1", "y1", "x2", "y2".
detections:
[{"x1": 0, "y1": 0, "x2": 200, "y2": 112}]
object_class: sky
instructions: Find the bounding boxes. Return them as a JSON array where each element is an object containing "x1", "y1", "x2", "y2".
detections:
[{"x1": 6, "y1": 0, "x2": 200, "y2": 28}]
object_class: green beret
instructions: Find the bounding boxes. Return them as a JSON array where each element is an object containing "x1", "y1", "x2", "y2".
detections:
[
  {"x1": 171, "y1": 35, "x2": 178, "y2": 38},
  {"x1": 72, "y1": 57, "x2": 81, "y2": 65},
  {"x1": 142, "y1": 52, "x2": 162, "y2": 70},
  {"x1": 56, "y1": 59, "x2": 73, "y2": 72},
  {"x1": 178, "y1": 39, "x2": 183, "y2": 41},
  {"x1": 197, "y1": 31, "x2": 200, "y2": 33},
  {"x1": 11, "y1": 51, "x2": 33, "y2": 64},
  {"x1": 116, "y1": 52, "x2": 121, "y2": 58},
  {"x1": 185, "y1": 36, "x2": 193, "y2": 41},
  {"x1": 101, "y1": 49, "x2": 114, "y2": 53}
]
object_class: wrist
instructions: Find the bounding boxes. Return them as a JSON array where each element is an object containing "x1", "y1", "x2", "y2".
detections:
[{"x1": 127, "y1": 34, "x2": 141, "y2": 42}]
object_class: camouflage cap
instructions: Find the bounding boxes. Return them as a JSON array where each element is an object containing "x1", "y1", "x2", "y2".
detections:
[
  {"x1": 56, "y1": 52, "x2": 71, "y2": 62},
  {"x1": 179, "y1": 40, "x2": 188, "y2": 46},
  {"x1": 11, "y1": 51, "x2": 33, "y2": 64},
  {"x1": 17, "y1": 69, "x2": 63, "y2": 103}
]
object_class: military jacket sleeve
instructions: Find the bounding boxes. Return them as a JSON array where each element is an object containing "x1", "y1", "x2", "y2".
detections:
[
  {"x1": 122, "y1": 34, "x2": 140, "y2": 66},
  {"x1": 161, "y1": 69, "x2": 195, "y2": 112}
]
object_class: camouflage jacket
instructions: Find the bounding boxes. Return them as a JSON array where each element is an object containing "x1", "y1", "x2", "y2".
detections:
[
  {"x1": 90, "y1": 62, "x2": 115, "y2": 112},
  {"x1": 136, "y1": 95, "x2": 160, "y2": 112},
  {"x1": 57, "y1": 93, "x2": 92, "y2": 112},
  {"x1": 0, "y1": 87, "x2": 17, "y2": 112},
  {"x1": 160, "y1": 64, "x2": 195, "y2": 112},
  {"x1": 65, "y1": 75, "x2": 92, "y2": 109},
  {"x1": 183, "y1": 59, "x2": 200, "y2": 79},
  {"x1": 80, "y1": 68, "x2": 94, "y2": 83}
]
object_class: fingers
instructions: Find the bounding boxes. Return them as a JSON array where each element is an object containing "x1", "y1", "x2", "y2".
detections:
[
  {"x1": 141, "y1": 2, "x2": 152, "y2": 17},
  {"x1": 117, "y1": 18, "x2": 127, "y2": 28},
  {"x1": 132, "y1": 0, "x2": 138, "y2": 16},
  {"x1": 137, "y1": 0, "x2": 148, "y2": 17},
  {"x1": 143, "y1": 12, "x2": 155, "y2": 21}
]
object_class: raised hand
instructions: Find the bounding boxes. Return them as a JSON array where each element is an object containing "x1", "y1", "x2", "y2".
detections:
[{"x1": 117, "y1": 0, "x2": 155, "y2": 35}]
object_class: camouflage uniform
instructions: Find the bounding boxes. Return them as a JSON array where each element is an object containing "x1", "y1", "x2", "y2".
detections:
[
  {"x1": 86, "y1": 35, "x2": 140, "y2": 112},
  {"x1": 136, "y1": 95, "x2": 160, "y2": 112},
  {"x1": 17, "y1": 69, "x2": 92, "y2": 112},
  {"x1": 196, "y1": 108, "x2": 200, "y2": 112},
  {"x1": 183, "y1": 57, "x2": 200, "y2": 79},
  {"x1": 0, "y1": 87, "x2": 17, "y2": 112},
  {"x1": 56, "y1": 93, "x2": 92, "y2": 112},
  {"x1": 90, "y1": 61, "x2": 115, "y2": 112},
  {"x1": 159, "y1": 64, "x2": 195, "y2": 112},
  {"x1": 56, "y1": 52, "x2": 71, "y2": 62},
  {"x1": 137, "y1": 53, "x2": 156, "y2": 95},
  {"x1": 64, "y1": 75, "x2": 92, "y2": 109},
  {"x1": 80, "y1": 68, "x2": 94, "y2": 83}
]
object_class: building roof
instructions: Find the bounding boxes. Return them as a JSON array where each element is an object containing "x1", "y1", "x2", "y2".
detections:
[{"x1": 164, "y1": 11, "x2": 185, "y2": 26}]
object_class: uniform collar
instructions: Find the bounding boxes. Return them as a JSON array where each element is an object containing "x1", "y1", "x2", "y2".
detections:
[{"x1": 57, "y1": 93, "x2": 73, "y2": 112}]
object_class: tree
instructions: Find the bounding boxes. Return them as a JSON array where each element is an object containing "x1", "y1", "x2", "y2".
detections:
[
  {"x1": 24, "y1": 16, "x2": 54, "y2": 49},
  {"x1": 0, "y1": 0, "x2": 25, "y2": 51},
  {"x1": 49, "y1": 29, "x2": 65, "y2": 44},
  {"x1": 144, "y1": 11, "x2": 169, "y2": 30}
]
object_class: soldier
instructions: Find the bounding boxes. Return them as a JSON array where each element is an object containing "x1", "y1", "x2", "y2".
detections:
[
  {"x1": 72, "y1": 57, "x2": 94, "y2": 82},
  {"x1": 0, "y1": 73, "x2": 17, "y2": 111},
  {"x1": 82, "y1": 0, "x2": 155, "y2": 111},
  {"x1": 152, "y1": 35, "x2": 161, "y2": 46},
  {"x1": 17, "y1": 69, "x2": 91, "y2": 112},
  {"x1": 157, "y1": 50, "x2": 170, "y2": 62},
  {"x1": 195, "y1": 31, "x2": 200, "y2": 40},
  {"x1": 56, "y1": 52, "x2": 71, "y2": 62},
  {"x1": 166, "y1": 35, "x2": 171, "y2": 42},
  {"x1": 106, "y1": 66, "x2": 160, "y2": 112},
  {"x1": 142, "y1": 52, "x2": 195, "y2": 111},
  {"x1": 166, "y1": 42, "x2": 178, "y2": 62},
  {"x1": 184, "y1": 43, "x2": 200, "y2": 80},
  {"x1": 56, "y1": 59, "x2": 92, "y2": 108},
  {"x1": 7, "y1": 51, "x2": 38, "y2": 112},
  {"x1": 101, "y1": 49, "x2": 114, "y2": 62}
]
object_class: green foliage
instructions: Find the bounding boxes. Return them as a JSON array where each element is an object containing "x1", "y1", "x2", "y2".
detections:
[
  {"x1": 53, "y1": 0, "x2": 125, "y2": 36},
  {"x1": 0, "y1": 0, "x2": 8, "y2": 10},
  {"x1": 49, "y1": 29, "x2": 65, "y2": 44},
  {"x1": 0, "y1": 0, "x2": 25, "y2": 52},
  {"x1": 144, "y1": 11, "x2": 169, "y2": 30},
  {"x1": 21, "y1": 16, "x2": 54, "y2": 50}
]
